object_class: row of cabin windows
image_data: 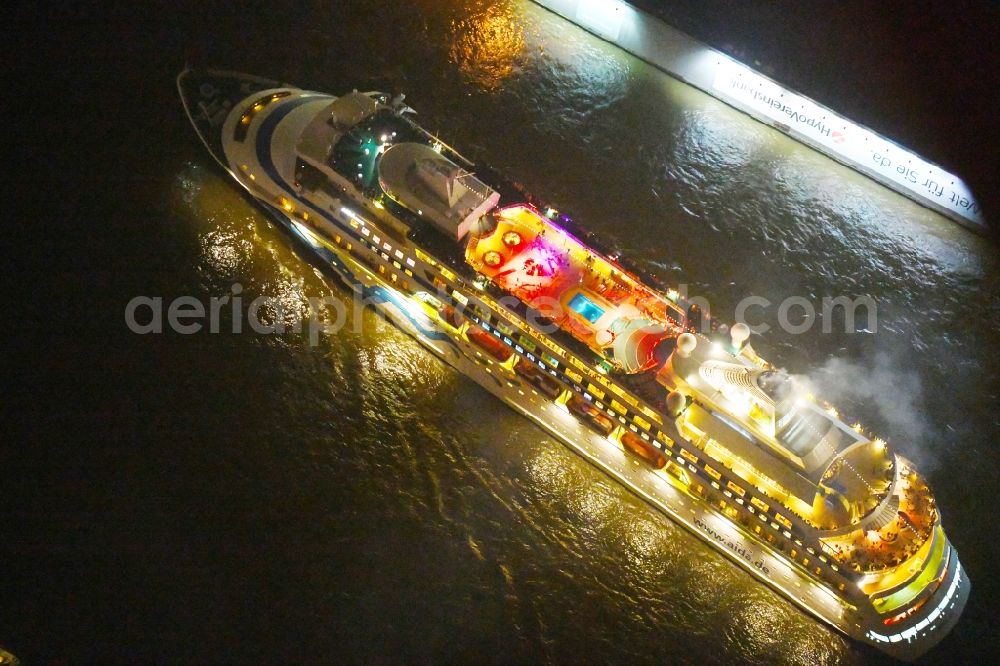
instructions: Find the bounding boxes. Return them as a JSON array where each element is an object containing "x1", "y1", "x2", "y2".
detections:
[
  {"x1": 670, "y1": 433, "x2": 839, "y2": 581},
  {"x1": 719, "y1": 498, "x2": 845, "y2": 589},
  {"x1": 701, "y1": 466, "x2": 823, "y2": 570},
  {"x1": 332, "y1": 228, "x2": 413, "y2": 291}
]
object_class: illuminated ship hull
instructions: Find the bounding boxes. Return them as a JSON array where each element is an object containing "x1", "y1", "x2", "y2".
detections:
[{"x1": 178, "y1": 69, "x2": 969, "y2": 660}]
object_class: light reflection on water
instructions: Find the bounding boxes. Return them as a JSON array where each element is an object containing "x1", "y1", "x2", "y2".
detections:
[
  {"x1": 449, "y1": 2, "x2": 526, "y2": 91},
  {"x1": 163, "y1": 0, "x2": 997, "y2": 662}
]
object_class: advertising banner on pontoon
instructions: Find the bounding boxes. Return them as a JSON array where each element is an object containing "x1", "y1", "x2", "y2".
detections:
[
  {"x1": 712, "y1": 61, "x2": 984, "y2": 226},
  {"x1": 535, "y1": 0, "x2": 986, "y2": 230}
]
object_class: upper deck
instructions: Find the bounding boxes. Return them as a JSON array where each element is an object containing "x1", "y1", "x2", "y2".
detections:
[
  {"x1": 824, "y1": 456, "x2": 938, "y2": 574},
  {"x1": 466, "y1": 204, "x2": 686, "y2": 373}
]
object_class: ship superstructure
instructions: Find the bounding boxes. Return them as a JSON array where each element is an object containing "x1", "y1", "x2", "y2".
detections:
[{"x1": 179, "y1": 69, "x2": 969, "y2": 660}]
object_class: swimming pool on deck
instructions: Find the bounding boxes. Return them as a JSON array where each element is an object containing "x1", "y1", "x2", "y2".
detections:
[{"x1": 568, "y1": 292, "x2": 606, "y2": 323}]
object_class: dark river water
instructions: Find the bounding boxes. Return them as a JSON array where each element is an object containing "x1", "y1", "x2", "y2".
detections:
[{"x1": 6, "y1": 1, "x2": 999, "y2": 663}]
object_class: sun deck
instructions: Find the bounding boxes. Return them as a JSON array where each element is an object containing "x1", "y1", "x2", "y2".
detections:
[
  {"x1": 822, "y1": 457, "x2": 937, "y2": 574},
  {"x1": 465, "y1": 205, "x2": 684, "y2": 373}
]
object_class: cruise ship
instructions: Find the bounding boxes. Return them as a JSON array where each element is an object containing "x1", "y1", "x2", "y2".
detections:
[{"x1": 178, "y1": 69, "x2": 969, "y2": 660}]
